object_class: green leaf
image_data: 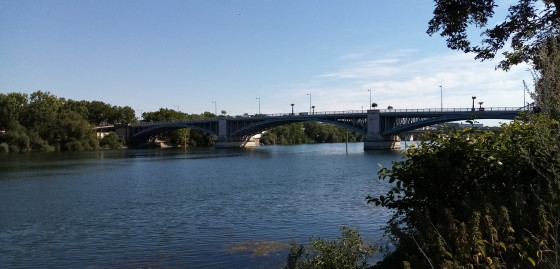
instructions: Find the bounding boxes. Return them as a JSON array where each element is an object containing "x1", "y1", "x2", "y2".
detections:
[
  {"x1": 527, "y1": 257, "x2": 536, "y2": 267},
  {"x1": 499, "y1": 242, "x2": 506, "y2": 251}
]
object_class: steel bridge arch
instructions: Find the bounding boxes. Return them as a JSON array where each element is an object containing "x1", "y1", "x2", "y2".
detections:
[
  {"x1": 132, "y1": 122, "x2": 218, "y2": 142},
  {"x1": 382, "y1": 112, "x2": 518, "y2": 135},
  {"x1": 229, "y1": 116, "x2": 367, "y2": 137}
]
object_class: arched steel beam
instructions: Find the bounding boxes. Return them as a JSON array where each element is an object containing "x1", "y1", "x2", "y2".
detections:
[
  {"x1": 132, "y1": 123, "x2": 218, "y2": 142},
  {"x1": 230, "y1": 117, "x2": 367, "y2": 137},
  {"x1": 382, "y1": 112, "x2": 518, "y2": 135}
]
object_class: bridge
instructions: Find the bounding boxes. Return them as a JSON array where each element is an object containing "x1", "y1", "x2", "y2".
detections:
[{"x1": 115, "y1": 107, "x2": 524, "y2": 150}]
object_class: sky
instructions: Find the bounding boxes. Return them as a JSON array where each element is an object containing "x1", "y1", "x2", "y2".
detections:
[{"x1": 0, "y1": 0, "x2": 533, "y2": 123}]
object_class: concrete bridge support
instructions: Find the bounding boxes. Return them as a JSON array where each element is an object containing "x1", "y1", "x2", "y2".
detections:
[
  {"x1": 214, "y1": 119, "x2": 260, "y2": 148},
  {"x1": 364, "y1": 110, "x2": 400, "y2": 150}
]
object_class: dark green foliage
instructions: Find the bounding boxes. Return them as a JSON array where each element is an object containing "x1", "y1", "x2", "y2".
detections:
[
  {"x1": 0, "y1": 143, "x2": 8, "y2": 153},
  {"x1": 0, "y1": 121, "x2": 30, "y2": 152},
  {"x1": 260, "y1": 122, "x2": 363, "y2": 145},
  {"x1": 428, "y1": 0, "x2": 560, "y2": 70},
  {"x1": 0, "y1": 91, "x2": 136, "y2": 152},
  {"x1": 285, "y1": 226, "x2": 378, "y2": 269},
  {"x1": 99, "y1": 132, "x2": 124, "y2": 149},
  {"x1": 369, "y1": 115, "x2": 560, "y2": 268}
]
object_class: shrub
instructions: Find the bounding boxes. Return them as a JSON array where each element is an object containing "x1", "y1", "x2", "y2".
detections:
[
  {"x1": 99, "y1": 132, "x2": 123, "y2": 149},
  {"x1": 0, "y1": 143, "x2": 9, "y2": 153},
  {"x1": 368, "y1": 115, "x2": 560, "y2": 268},
  {"x1": 285, "y1": 226, "x2": 377, "y2": 269}
]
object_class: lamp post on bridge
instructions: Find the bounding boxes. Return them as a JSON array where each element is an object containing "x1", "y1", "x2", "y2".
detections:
[
  {"x1": 256, "y1": 97, "x2": 260, "y2": 114},
  {"x1": 312, "y1": 105, "x2": 315, "y2": 115},
  {"x1": 212, "y1": 101, "x2": 217, "y2": 116},
  {"x1": 439, "y1": 85, "x2": 443, "y2": 111},
  {"x1": 471, "y1": 96, "x2": 476, "y2": 111},
  {"x1": 368, "y1": 89, "x2": 372, "y2": 110},
  {"x1": 307, "y1": 93, "x2": 311, "y2": 114},
  {"x1": 290, "y1": 104, "x2": 294, "y2": 115}
]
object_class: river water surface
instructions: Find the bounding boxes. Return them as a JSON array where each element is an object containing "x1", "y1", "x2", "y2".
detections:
[{"x1": 0, "y1": 143, "x2": 402, "y2": 268}]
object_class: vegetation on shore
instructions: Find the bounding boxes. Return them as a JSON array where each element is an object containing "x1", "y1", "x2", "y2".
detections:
[
  {"x1": 259, "y1": 122, "x2": 364, "y2": 145},
  {"x1": 0, "y1": 91, "x2": 135, "y2": 152}
]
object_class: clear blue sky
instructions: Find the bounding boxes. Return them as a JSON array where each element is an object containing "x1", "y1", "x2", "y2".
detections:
[{"x1": 0, "y1": 0, "x2": 532, "y2": 120}]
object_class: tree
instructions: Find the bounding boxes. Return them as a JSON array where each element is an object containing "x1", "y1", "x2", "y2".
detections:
[
  {"x1": 22, "y1": 91, "x2": 62, "y2": 129},
  {"x1": 87, "y1": 101, "x2": 112, "y2": 125},
  {"x1": 531, "y1": 37, "x2": 560, "y2": 118},
  {"x1": 428, "y1": 0, "x2": 560, "y2": 70},
  {"x1": 0, "y1": 92, "x2": 28, "y2": 129}
]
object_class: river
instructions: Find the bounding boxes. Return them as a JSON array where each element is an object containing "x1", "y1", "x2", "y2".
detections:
[{"x1": 0, "y1": 142, "x2": 403, "y2": 268}]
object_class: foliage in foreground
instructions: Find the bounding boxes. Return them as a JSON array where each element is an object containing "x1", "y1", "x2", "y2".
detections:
[
  {"x1": 368, "y1": 114, "x2": 560, "y2": 268},
  {"x1": 285, "y1": 226, "x2": 378, "y2": 269},
  {"x1": 427, "y1": 0, "x2": 560, "y2": 70}
]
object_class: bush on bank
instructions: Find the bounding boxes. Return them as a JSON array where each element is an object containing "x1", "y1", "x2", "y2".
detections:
[
  {"x1": 285, "y1": 226, "x2": 377, "y2": 269},
  {"x1": 368, "y1": 114, "x2": 560, "y2": 268}
]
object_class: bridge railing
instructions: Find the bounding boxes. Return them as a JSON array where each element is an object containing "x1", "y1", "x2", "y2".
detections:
[
  {"x1": 379, "y1": 107, "x2": 525, "y2": 113},
  {"x1": 131, "y1": 110, "x2": 369, "y2": 126},
  {"x1": 261, "y1": 110, "x2": 366, "y2": 117}
]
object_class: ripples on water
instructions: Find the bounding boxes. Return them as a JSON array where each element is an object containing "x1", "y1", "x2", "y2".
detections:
[{"x1": 0, "y1": 142, "x2": 402, "y2": 268}]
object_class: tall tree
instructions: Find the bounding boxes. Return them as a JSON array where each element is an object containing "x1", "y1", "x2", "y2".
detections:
[
  {"x1": 428, "y1": 0, "x2": 560, "y2": 70},
  {"x1": 532, "y1": 38, "x2": 560, "y2": 118},
  {"x1": 22, "y1": 91, "x2": 62, "y2": 129},
  {"x1": 0, "y1": 92, "x2": 28, "y2": 129}
]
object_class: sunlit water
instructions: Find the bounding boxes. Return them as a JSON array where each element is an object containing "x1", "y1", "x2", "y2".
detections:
[{"x1": 0, "y1": 143, "x2": 403, "y2": 268}]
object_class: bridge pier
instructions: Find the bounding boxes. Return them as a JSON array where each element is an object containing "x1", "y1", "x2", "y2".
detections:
[{"x1": 364, "y1": 110, "x2": 401, "y2": 150}]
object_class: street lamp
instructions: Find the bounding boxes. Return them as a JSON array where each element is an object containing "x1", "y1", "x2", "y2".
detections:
[
  {"x1": 256, "y1": 97, "x2": 260, "y2": 114},
  {"x1": 439, "y1": 85, "x2": 443, "y2": 111},
  {"x1": 307, "y1": 93, "x2": 311, "y2": 114},
  {"x1": 312, "y1": 105, "x2": 315, "y2": 114},
  {"x1": 471, "y1": 96, "x2": 476, "y2": 111},
  {"x1": 368, "y1": 89, "x2": 372, "y2": 110},
  {"x1": 290, "y1": 104, "x2": 294, "y2": 115},
  {"x1": 478, "y1": 101, "x2": 484, "y2": 111},
  {"x1": 212, "y1": 101, "x2": 217, "y2": 115}
]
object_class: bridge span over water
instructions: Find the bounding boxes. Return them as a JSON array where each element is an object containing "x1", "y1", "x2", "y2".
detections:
[{"x1": 117, "y1": 107, "x2": 523, "y2": 150}]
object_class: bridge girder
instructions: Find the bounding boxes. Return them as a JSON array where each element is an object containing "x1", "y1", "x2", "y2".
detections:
[
  {"x1": 229, "y1": 115, "x2": 367, "y2": 137},
  {"x1": 382, "y1": 111, "x2": 519, "y2": 135},
  {"x1": 131, "y1": 121, "x2": 218, "y2": 142}
]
